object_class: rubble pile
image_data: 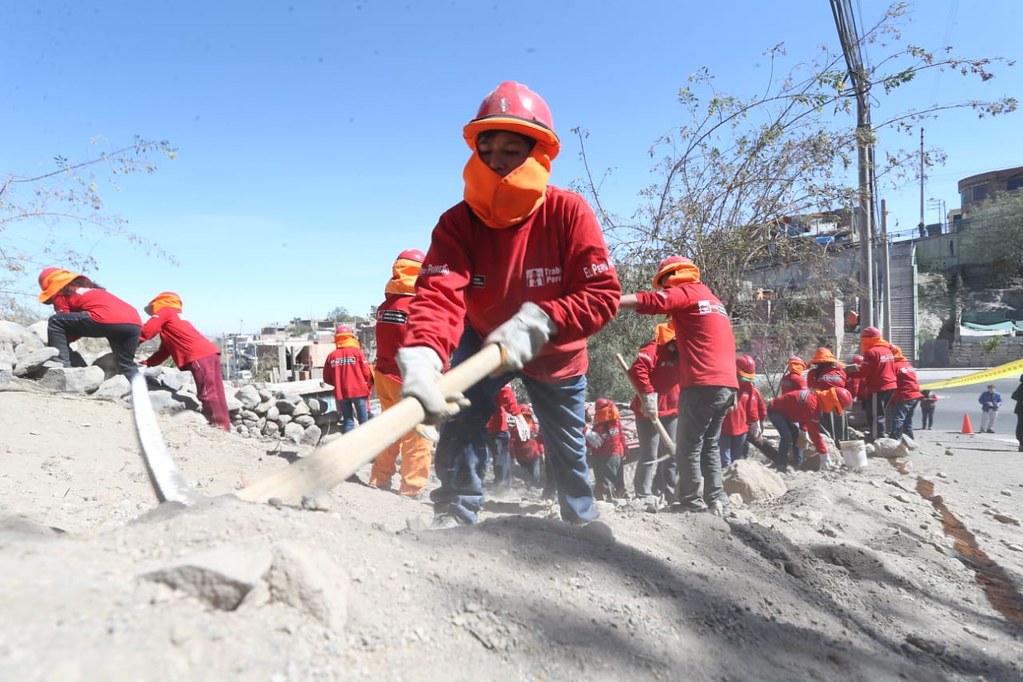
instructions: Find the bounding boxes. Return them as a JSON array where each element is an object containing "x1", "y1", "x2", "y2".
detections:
[{"x1": 0, "y1": 319, "x2": 326, "y2": 445}]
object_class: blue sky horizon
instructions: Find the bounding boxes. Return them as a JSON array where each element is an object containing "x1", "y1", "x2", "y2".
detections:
[{"x1": 3, "y1": 0, "x2": 1020, "y2": 335}]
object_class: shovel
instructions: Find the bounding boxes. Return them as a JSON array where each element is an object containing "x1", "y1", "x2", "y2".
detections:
[
  {"x1": 614, "y1": 353, "x2": 676, "y2": 452},
  {"x1": 130, "y1": 344, "x2": 503, "y2": 506}
]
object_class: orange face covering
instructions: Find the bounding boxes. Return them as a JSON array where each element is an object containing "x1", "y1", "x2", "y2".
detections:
[
  {"x1": 334, "y1": 333, "x2": 360, "y2": 349},
  {"x1": 595, "y1": 403, "x2": 620, "y2": 424},
  {"x1": 655, "y1": 321, "x2": 676, "y2": 345},
  {"x1": 653, "y1": 261, "x2": 701, "y2": 290},
  {"x1": 384, "y1": 258, "x2": 422, "y2": 296},
  {"x1": 817, "y1": 388, "x2": 844, "y2": 415},
  {"x1": 463, "y1": 146, "x2": 551, "y2": 229},
  {"x1": 787, "y1": 359, "x2": 806, "y2": 375}
]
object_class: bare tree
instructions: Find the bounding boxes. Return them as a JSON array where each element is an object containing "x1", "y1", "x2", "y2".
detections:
[{"x1": 1, "y1": 136, "x2": 177, "y2": 317}]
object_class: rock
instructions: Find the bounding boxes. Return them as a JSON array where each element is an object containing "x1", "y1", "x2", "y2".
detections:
[
  {"x1": 723, "y1": 460, "x2": 787, "y2": 503},
  {"x1": 173, "y1": 390, "x2": 201, "y2": 411},
  {"x1": 0, "y1": 342, "x2": 17, "y2": 367},
  {"x1": 254, "y1": 399, "x2": 273, "y2": 416},
  {"x1": 89, "y1": 352, "x2": 121, "y2": 380},
  {"x1": 305, "y1": 398, "x2": 325, "y2": 416},
  {"x1": 225, "y1": 389, "x2": 244, "y2": 413},
  {"x1": 266, "y1": 543, "x2": 348, "y2": 632},
  {"x1": 284, "y1": 422, "x2": 305, "y2": 444},
  {"x1": 266, "y1": 406, "x2": 281, "y2": 422},
  {"x1": 236, "y1": 384, "x2": 261, "y2": 410},
  {"x1": 92, "y1": 374, "x2": 131, "y2": 400},
  {"x1": 37, "y1": 366, "x2": 106, "y2": 394},
  {"x1": 291, "y1": 400, "x2": 311, "y2": 417},
  {"x1": 275, "y1": 398, "x2": 297, "y2": 416},
  {"x1": 141, "y1": 544, "x2": 273, "y2": 611},
  {"x1": 294, "y1": 415, "x2": 316, "y2": 428},
  {"x1": 156, "y1": 369, "x2": 184, "y2": 392},
  {"x1": 0, "y1": 320, "x2": 44, "y2": 347},
  {"x1": 13, "y1": 347, "x2": 60, "y2": 378},
  {"x1": 870, "y1": 437, "x2": 907, "y2": 459},
  {"x1": 147, "y1": 389, "x2": 183, "y2": 414}
]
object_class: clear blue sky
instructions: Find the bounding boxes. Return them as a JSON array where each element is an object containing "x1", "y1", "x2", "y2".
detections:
[{"x1": 3, "y1": 0, "x2": 1020, "y2": 335}]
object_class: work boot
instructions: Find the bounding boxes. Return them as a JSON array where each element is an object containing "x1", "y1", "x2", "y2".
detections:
[{"x1": 430, "y1": 513, "x2": 464, "y2": 530}]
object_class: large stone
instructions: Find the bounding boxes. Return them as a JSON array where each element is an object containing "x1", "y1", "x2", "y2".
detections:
[
  {"x1": 147, "y1": 389, "x2": 182, "y2": 414},
  {"x1": 283, "y1": 422, "x2": 305, "y2": 444},
  {"x1": 141, "y1": 544, "x2": 273, "y2": 611},
  {"x1": 275, "y1": 398, "x2": 297, "y2": 415},
  {"x1": 157, "y1": 369, "x2": 184, "y2": 392},
  {"x1": 266, "y1": 406, "x2": 281, "y2": 422},
  {"x1": 235, "y1": 384, "x2": 261, "y2": 410},
  {"x1": 90, "y1": 352, "x2": 120, "y2": 380},
  {"x1": 92, "y1": 374, "x2": 132, "y2": 400},
  {"x1": 267, "y1": 543, "x2": 348, "y2": 632},
  {"x1": 26, "y1": 320, "x2": 49, "y2": 344},
  {"x1": 0, "y1": 320, "x2": 43, "y2": 347},
  {"x1": 13, "y1": 347, "x2": 60, "y2": 378},
  {"x1": 173, "y1": 390, "x2": 201, "y2": 412},
  {"x1": 225, "y1": 383, "x2": 243, "y2": 412},
  {"x1": 723, "y1": 459, "x2": 787, "y2": 503},
  {"x1": 38, "y1": 366, "x2": 106, "y2": 394},
  {"x1": 300, "y1": 424, "x2": 322, "y2": 445},
  {"x1": 291, "y1": 400, "x2": 311, "y2": 418},
  {"x1": 294, "y1": 415, "x2": 316, "y2": 428},
  {"x1": 0, "y1": 342, "x2": 16, "y2": 369},
  {"x1": 305, "y1": 397, "x2": 325, "y2": 416},
  {"x1": 870, "y1": 437, "x2": 909, "y2": 459}
]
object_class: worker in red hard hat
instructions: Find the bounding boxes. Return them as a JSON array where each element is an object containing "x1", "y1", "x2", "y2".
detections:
[
  {"x1": 780, "y1": 355, "x2": 808, "y2": 394},
  {"x1": 397, "y1": 81, "x2": 621, "y2": 529},
  {"x1": 888, "y1": 345, "x2": 923, "y2": 441},
  {"x1": 323, "y1": 324, "x2": 373, "y2": 433},
  {"x1": 140, "y1": 292, "x2": 231, "y2": 431},
  {"x1": 720, "y1": 354, "x2": 767, "y2": 467},
  {"x1": 37, "y1": 267, "x2": 142, "y2": 376},
  {"x1": 619, "y1": 255, "x2": 738, "y2": 516},
  {"x1": 586, "y1": 398, "x2": 626, "y2": 501},
  {"x1": 369, "y1": 249, "x2": 434, "y2": 498},
  {"x1": 626, "y1": 321, "x2": 680, "y2": 502},
  {"x1": 858, "y1": 326, "x2": 897, "y2": 441}
]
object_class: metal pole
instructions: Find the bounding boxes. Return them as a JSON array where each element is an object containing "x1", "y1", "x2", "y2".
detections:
[
  {"x1": 881, "y1": 198, "x2": 892, "y2": 339},
  {"x1": 918, "y1": 128, "x2": 925, "y2": 238}
]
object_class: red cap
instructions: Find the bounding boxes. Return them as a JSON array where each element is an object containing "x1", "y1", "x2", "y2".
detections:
[{"x1": 861, "y1": 326, "x2": 881, "y2": 338}]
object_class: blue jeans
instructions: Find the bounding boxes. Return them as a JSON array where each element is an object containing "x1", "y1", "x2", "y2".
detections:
[
  {"x1": 431, "y1": 326, "x2": 597, "y2": 525},
  {"x1": 486, "y1": 431, "x2": 512, "y2": 489},
  {"x1": 340, "y1": 397, "x2": 368, "y2": 433},
  {"x1": 768, "y1": 408, "x2": 801, "y2": 471},
  {"x1": 889, "y1": 398, "x2": 919, "y2": 440},
  {"x1": 676, "y1": 386, "x2": 736, "y2": 510},
  {"x1": 720, "y1": 432, "x2": 748, "y2": 467}
]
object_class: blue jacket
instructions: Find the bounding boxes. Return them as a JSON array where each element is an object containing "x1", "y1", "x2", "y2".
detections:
[{"x1": 978, "y1": 390, "x2": 1002, "y2": 411}]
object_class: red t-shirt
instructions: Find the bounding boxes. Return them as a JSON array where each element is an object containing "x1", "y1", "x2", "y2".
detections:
[
  {"x1": 140, "y1": 308, "x2": 219, "y2": 368},
  {"x1": 52, "y1": 287, "x2": 141, "y2": 327},
  {"x1": 633, "y1": 285, "x2": 738, "y2": 390},
  {"x1": 627, "y1": 340, "x2": 681, "y2": 419},
  {"x1": 404, "y1": 187, "x2": 621, "y2": 381},
  {"x1": 780, "y1": 371, "x2": 807, "y2": 394}
]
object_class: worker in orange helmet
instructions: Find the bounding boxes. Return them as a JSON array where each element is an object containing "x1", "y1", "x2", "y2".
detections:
[
  {"x1": 888, "y1": 345, "x2": 923, "y2": 441},
  {"x1": 858, "y1": 326, "x2": 897, "y2": 441},
  {"x1": 37, "y1": 267, "x2": 142, "y2": 376},
  {"x1": 780, "y1": 355, "x2": 808, "y2": 394},
  {"x1": 768, "y1": 387, "x2": 854, "y2": 471},
  {"x1": 140, "y1": 292, "x2": 231, "y2": 431},
  {"x1": 368, "y1": 249, "x2": 435, "y2": 498},
  {"x1": 322, "y1": 324, "x2": 373, "y2": 433},
  {"x1": 397, "y1": 81, "x2": 620, "y2": 529},
  {"x1": 619, "y1": 255, "x2": 738, "y2": 515},
  {"x1": 807, "y1": 347, "x2": 847, "y2": 441}
]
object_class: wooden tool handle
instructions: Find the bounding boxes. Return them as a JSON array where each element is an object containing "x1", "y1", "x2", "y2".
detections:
[
  {"x1": 238, "y1": 343, "x2": 504, "y2": 505},
  {"x1": 614, "y1": 352, "x2": 676, "y2": 452}
]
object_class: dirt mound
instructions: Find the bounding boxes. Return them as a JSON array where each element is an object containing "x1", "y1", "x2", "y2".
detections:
[{"x1": 1, "y1": 386, "x2": 1021, "y2": 680}]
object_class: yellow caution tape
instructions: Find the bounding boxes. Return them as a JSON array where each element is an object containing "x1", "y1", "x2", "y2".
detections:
[{"x1": 919, "y1": 358, "x2": 1023, "y2": 390}]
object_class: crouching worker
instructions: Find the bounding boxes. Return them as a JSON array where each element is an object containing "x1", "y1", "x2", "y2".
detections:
[
  {"x1": 767, "y1": 387, "x2": 852, "y2": 471},
  {"x1": 140, "y1": 292, "x2": 231, "y2": 431},
  {"x1": 586, "y1": 398, "x2": 626, "y2": 501},
  {"x1": 510, "y1": 404, "x2": 544, "y2": 486},
  {"x1": 396, "y1": 81, "x2": 621, "y2": 528},
  {"x1": 38, "y1": 267, "x2": 142, "y2": 377}
]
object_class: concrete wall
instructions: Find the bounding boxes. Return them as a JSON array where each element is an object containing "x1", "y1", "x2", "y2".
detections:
[{"x1": 947, "y1": 338, "x2": 1023, "y2": 367}]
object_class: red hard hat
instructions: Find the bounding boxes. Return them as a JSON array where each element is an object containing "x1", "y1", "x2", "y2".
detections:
[
  {"x1": 852, "y1": 354, "x2": 864, "y2": 364},
  {"x1": 397, "y1": 248, "x2": 425, "y2": 263},
  {"x1": 595, "y1": 397, "x2": 614, "y2": 410},
  {"x1": 835, "y1": 387, "x2": 854, "y2": 409},
  {"x1": 736, "y1": 354, "x2": 757, "y2": 374},
  {"x1": 335, "y1": 324, "x2": 353, "y2": 335},
  {"x1": 652, "y1": 256, "x2": 700, "y2": 290},
  {"x1": 861, "y1": 326, "x2": 881, "y2": 338},
  {"x1": 463, "y1": 81, "x2": 560, "y2": 157},
  {"x1": 657, "y1": 255, "x2": 693, "y2": 271}
]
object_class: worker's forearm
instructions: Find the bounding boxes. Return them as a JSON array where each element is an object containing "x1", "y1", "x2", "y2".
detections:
[{"x1": 619, "y1": 294, "x2": 639, "y2": 310}]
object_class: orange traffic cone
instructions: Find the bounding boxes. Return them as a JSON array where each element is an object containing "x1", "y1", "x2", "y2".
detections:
[{"x1": 961, "y1": 413, "x2": 974, "y2": 435}]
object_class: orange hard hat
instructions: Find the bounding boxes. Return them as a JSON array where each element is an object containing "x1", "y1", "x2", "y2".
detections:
[
  {"x1": 37, "y1": 267, "x2": 80, "y2": 303},
  {"x1": 147, "y1": 291, "x2": 183, "y2": 313},
  {"x1": 811, "y1": 347, "x2": 837, "y2": 365}
]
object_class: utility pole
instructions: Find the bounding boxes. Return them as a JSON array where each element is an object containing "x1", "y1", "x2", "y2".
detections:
[
  {"x1": 831, "y1": 0, "x2": 876, "y2": 328},
  {"x1": 918, "y1": 128, "x2": 925, "y2": 238}
]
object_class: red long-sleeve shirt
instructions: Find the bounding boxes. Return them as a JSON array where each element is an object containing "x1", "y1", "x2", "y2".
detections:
[
  {"x1": 374, "y1": 292, "x2": 413, "y2": 381},
  {"x1": 859, "y1": 344, "x2": 897, "y2": 397},
  {"x1": 780, "y1": 371, "x2": 807, "y2": 394},
  {"x1": 633, "y1": 286, "x2": 738, "y2": 390},
  {"x1": 323, "y1": 346, "x2": 372, "y2": 400},
  {"x1": 486, "y1": 385, "x2": 520, "y2": 433},
  {"x1": 511, "y1": 419, "x2": 543, "y2": 463},
  {"x1": 140, "y1": 308, "x2": 219, "y2": 368},
  {"x1": 769, "y1": 390, "x2": 827, "y2": 454},
  {"x1": 627, "y1": 341, "x2": 681, "y2": 419},
  {"x1": 52, "y1": 287, "x2": 141, "y2": 326},
  {"x1": 807, "y1": 365, "x2": 846, "y2": 390},
  {"x1": 893, "y1": 359, "x2": 923, "y2": 402},
  {"x1": 404, "y1": 187, "x2": 621, "y2": 381},
  {"x1": 722, "y1": 383, "x2": 767, "y2": 436},
  {"x1": 589, "y1": 419, "x2": 625, "y2": 458}
]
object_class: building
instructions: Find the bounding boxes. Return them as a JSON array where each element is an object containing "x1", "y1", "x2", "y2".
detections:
[{"x1": 958, "y1": 165, "x2": 1023, "y2": 212}]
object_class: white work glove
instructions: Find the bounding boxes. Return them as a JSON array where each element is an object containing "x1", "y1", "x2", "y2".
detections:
[
  {"x1": 640, "y1": 393, "x2": 659, "y2": 420},
  {"x1": 513, "y1": 414, "x2": 530, "y2": 441},
  {"x1": 748, "y1": 421, "x2": 762, "y2": 440},
  {"x1": 397, "y1": 346, "x2": 470, "y2": 424},
  {"x1": 484, "y1": 302, "x2": 557, "y2": 373},
  {"x1": 585, "y1": 429, "x2": 604, "y2": 449}
]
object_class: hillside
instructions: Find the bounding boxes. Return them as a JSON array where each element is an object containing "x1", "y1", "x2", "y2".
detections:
[{"x1": 1, "y1": 380, "x2": 1021, "y2": 681}]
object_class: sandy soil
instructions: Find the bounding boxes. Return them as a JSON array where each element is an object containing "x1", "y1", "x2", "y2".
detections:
[{"x1": 1, "y1": 380, "x2": 1021, "y2": 681}]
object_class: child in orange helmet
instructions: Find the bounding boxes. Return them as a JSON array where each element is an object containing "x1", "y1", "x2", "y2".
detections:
[
  {"x1": 37, "y1": 267, "x2": 142, "y2": 376},
  {"x1": 140, "y1": 292, "x2": 231, "y2": 431}
]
